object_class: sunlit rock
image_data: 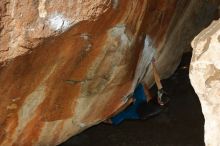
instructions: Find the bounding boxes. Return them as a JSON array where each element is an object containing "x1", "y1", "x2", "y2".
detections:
[{"x1": 190, "y1": 18, "x2": 220, "y2": 146}]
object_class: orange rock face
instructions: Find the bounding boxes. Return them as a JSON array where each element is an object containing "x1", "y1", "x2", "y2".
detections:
[{"x1": 0, "y1": 0, "x2": 219, "y2": 145}]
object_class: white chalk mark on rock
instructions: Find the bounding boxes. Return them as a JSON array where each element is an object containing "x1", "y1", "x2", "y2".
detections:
[
  {"x1": 112, "y1": 0, "x2": 119, "y2": 9},
  {"x1": 38, "y1": 0, "x2": 47, "y2": 18},
  {"x1": 109, "y1": 24, "x2": 131, "y2": 47},
  {"x1": 48, "y1": 13, "x2": 71, "y2": 32},
  {"x1": 80, "y1": 33, "x2": 90, "y2": 41}
]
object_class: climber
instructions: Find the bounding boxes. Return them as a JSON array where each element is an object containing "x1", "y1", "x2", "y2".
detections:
[
  {"x1": 104, "y1": 35, "x2": 170, "y2": 125},
  {"x1": 104, "y1": 59, "x2": 170, "y2": 125}
]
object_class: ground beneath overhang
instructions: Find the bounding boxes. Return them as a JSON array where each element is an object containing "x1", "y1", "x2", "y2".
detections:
[{"x1": 59, "y1": 53, "x2": 204, "y2": 146}]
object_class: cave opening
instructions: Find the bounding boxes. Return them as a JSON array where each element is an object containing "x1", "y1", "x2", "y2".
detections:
[{"x1": 59, "y1": 52, "x2": 205, "y2": 146}]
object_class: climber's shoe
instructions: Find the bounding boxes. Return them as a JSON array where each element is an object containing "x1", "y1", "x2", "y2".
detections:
[
  {"x1": 137, "y1": 98, "x2": 163, "y2": 120},
  {"x1": 157, "y1": 89, "x2": 170, "y2": 106}
]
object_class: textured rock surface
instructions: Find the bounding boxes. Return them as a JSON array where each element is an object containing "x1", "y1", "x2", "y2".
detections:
[
  {"x1": 0, "y1": 0, "x2": 219, "y2": 145},
  {"x1": 143, "y1": 0, "x2": 219, "y2": 84},
  {"x1": 190, "y1": 19, "x2": 220, "y2": 146},
  {"x1": 0, "y1": 1, "x2": 153, "y2": 145}
]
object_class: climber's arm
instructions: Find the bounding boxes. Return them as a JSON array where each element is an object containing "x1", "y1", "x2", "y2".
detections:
[
  {"x1": 110, "y1": 97, "x2": 134, "y2": 117},
  {"x1": 103, "y1": 97, "x2": 134, "y2": 124}
]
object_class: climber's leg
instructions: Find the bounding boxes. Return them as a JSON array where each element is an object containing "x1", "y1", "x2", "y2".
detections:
[{"x1": 151, "y1": 59, "x2": 170, "y2": 106}]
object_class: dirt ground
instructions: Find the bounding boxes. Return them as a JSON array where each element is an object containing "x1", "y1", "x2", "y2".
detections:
[{"x1": 59, "y1": 53, "x2": 205, "y2": 146}]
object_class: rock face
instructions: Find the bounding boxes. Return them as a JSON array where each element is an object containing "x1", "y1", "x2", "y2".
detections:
[
  {"x1": 190, "y1": 19, "x2": 220, "y2": 146},
  {"x1": 0, "y1": 0, "x2": 219, "y2": 145}
]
